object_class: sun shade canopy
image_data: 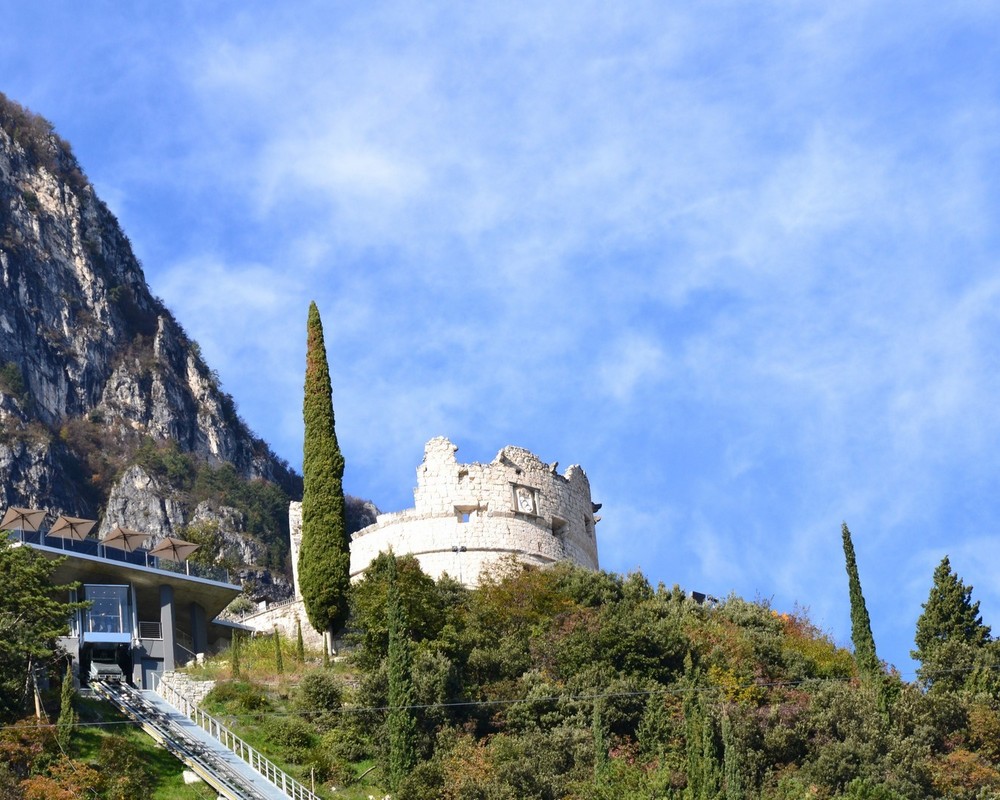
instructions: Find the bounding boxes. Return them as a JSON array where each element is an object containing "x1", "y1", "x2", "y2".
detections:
[
  {"x1": 101, "y1": 525, "x2": 150, "y2": 553},
  {"x1": 149, "y1": 536, "x2": 201, "y2": 561},
  {"x1": 0, "y1": 507, "x2": 46, "y2": 532},
  {"x1": 49, "y1": 515, "x2": 97, "y2": 541},
  {"x1": 147, "y1": 537, "x2": 201, "y2": 563}
]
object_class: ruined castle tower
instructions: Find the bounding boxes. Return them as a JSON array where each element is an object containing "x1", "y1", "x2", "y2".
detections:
[{"x1": 289, "y1": 437, "x2": 600, "y2": 590}]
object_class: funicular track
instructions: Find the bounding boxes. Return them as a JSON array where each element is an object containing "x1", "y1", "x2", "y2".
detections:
[{"x1": 91, "y1": 679, "x2": 284, "y2": 799}]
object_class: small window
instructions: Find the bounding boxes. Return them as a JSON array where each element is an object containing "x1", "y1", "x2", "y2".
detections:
[
  {"x1": 551, "y1": 516, "x2": 567, "y2": 538},
  {"x1": 455, "y1": 505, "x2": 480, "y2": 523}
]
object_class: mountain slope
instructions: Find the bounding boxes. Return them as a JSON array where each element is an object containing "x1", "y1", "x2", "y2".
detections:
[{"x1": 0, "y1": 93, "x2": 304, "y2": 583}]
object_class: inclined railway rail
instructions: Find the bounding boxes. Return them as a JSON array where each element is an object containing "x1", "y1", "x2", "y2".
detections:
[{"x1": 91, "y1": 679, "x2": 280, "y2": 800}]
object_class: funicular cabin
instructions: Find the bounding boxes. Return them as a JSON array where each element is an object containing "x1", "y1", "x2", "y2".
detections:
[{"x1": 2, "y1": 509, "x2": 245, "y2": 689}]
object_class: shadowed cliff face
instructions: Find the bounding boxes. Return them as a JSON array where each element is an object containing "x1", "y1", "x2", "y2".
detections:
[{"x1": 0, "y1": 94, "x2": 301, "y2": 582}]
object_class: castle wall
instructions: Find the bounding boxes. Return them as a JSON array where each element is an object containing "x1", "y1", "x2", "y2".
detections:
[
  {"x1": 312, "y1": 437, "x2": 599, "y2": 586},
  {"x1": 347, "y1": 437, "x2": 599, "y2": 584},
  {"x1": 277, "y1": 437, "x2": 600, "y2": 642},
  {"x1": 238, "y1": 598, "x2": 325, "y2": 651}
]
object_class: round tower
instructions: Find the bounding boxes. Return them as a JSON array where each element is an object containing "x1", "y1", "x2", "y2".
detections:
[{"x1": 344, "y1": 437, "x2": 600, "y2": 585}]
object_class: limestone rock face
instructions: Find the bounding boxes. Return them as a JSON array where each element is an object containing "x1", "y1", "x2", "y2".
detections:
[
  {"x1": 0, "y1": 95, "x2": 299, "y2": 600},
  {"x1": 0, "y1": 100, "x2": 296, "y2": 508},
  {"x1": 99, "y1": 464, "x2": 290, "y2": 597}
]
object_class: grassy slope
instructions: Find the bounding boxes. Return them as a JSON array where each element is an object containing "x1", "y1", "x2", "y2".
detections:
[
  {"x1": 72, "y1": 697, "x2": 215, "y2": 799},
  {"x1": 182, "y1": 634, "x2": 387, "y2": 800}
]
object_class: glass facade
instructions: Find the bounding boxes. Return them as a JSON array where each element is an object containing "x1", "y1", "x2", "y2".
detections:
[{"x1": 84, "y1": 585, "x2": 130, "y2": 636}]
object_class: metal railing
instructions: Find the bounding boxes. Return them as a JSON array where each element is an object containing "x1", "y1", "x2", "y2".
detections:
[
  {"x1": 240, "y1": 595, "x2": 299, "y2": 620},
  {"x1": 152, "y1": 673, "x2": 322, "y2": 800},
  {"x1": 9, "y1": 529, "x2": 232, "y2": 584},
  {"x1": 91, "y1": 679, "x2": 264, "y2": 800}
]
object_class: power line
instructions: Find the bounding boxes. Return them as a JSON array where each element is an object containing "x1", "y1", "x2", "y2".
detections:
[{"x1": 1, "y1": 660, "x2": 996, "y2": 731}]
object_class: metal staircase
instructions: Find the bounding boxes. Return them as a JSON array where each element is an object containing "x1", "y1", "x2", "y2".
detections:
[{"x1": 91, "y1": 679, "x2": 319, "y2": 799}]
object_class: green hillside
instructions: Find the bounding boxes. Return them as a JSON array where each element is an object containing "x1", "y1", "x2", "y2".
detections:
[{"x1": 3, "y1": 543, "x2": 999, "y2": 799}]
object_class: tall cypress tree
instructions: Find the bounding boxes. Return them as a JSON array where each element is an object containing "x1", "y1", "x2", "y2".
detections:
[
  {"x1": 56, "y1": 660, "x2": 76, "y2": 752},
  {"x1": 273, "y1": 627, "x2": 284, "y2": 675},
  {"x1": 298, "y1": 301, "x2": 350, "y2": 651},
  {"x1": 842, "y1": 523, "x2": 881, "y2": 683},
  {"x1": 593, "y1": 697, "x2": 608, "y2": 786},
  {"x1": 295, "y1": 617, "x2": 305, "y2": 664},
  {"x1": 912, "y1": 556, "x2": 991, "y2": 692},
  {"x1": 386, "y1": 553, "x2": 417, "y2": 790}
]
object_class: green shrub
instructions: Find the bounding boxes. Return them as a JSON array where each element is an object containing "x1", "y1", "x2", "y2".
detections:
[
  {"x1": 203, "y1": 680, "x2": 271, "y2": 715},
  {"x1": 20, "y1": 190, "x2": 39, "y2": 213},
  {"x1": 321, "y1": 724, "x2": 373, "y2": 763},
  {"x1": 259, "y1": 715, "x2": 315, "y2": 761},
  {"x1": 98, "y1": 735, "x2": 151, "y2": 800},
  {"x1": 294, "y1": 669, "x2": 343, "y2": 730},
  {"x1": 0, "y1": 362, "x2": 26, "y2": 399}
]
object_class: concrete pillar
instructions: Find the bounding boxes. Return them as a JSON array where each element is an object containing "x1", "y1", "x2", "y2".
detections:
[
  {"x1": 289, "y1": 502, "x2": 303, "y2": 599},
  {"x1": 190, "y1": 601, "x2": 208, "y2": 656},
  {"x1": 131, "y1": 585, "x2": 143, "y2": 686},
  {"x1": 160, "y1": 584, "x2": 175, "y2": 672}
]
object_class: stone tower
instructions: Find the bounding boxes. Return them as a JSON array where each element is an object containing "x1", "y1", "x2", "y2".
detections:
[{"x1": 289, "y1": 437, "x2": 600, "y2": 590}]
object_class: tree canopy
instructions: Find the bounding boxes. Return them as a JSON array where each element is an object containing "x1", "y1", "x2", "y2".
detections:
[
  {"x1": 0, "y1": 539, "x2": 85, "y2": 721},
  {"x1": 912, "y1": 556, "x2": 993, "y2": 693},
  {"x1": 841, "y1": 522, "x2": 881, "y2": 684}
]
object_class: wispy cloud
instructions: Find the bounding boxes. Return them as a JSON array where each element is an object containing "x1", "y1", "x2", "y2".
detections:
[{"x1": 2, "y1": 1, "x2": 999, "y2": 671}]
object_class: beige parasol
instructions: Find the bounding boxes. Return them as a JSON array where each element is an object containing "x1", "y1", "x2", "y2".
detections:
[
  {"x1": 48, "y1": 515, "x2": 97, "y2": 550},
  {"x1": 147, "y1": 536, "x2": 200, "y2": 563},
  {"x1": 0, "y1": 507, "x2": 46, "y2": 540},
  {"x1": 101, "y1": 525, "x2": 149, "y2": 554},
  {"x1": 1, "y1": 506, "x2": 47, "y2": 531}
]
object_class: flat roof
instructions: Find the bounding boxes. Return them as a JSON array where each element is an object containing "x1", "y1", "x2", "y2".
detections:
[{"x1": 19, "y1": 541, "x2": 242, "y2": 621}]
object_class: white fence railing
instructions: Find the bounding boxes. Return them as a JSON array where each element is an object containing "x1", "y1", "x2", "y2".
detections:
[{"x1": 152, "y1": 673, "x2": 322, "y2": 800}]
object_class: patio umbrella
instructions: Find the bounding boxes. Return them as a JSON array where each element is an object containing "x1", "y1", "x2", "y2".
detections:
[
  {"x1": 147, "y1": 536, "x2": 200, "y2": 563},
  {"x1": 48, "y1": 515, "x2": 96, "y2": 550},
  {"x1": 101, "y1": 525, "x2": 149, "y2": 554},
  {"x1": 0, "y1": 507, "x2": 46, "y2": 540}
]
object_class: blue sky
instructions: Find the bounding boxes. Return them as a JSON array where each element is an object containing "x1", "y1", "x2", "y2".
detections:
[{"x1": 4, "y1": 2, "x2": 1000, "y2": 674}]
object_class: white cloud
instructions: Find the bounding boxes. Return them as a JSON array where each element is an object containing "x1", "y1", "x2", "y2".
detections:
[
  {"x1": 598, "y1": 334, "x2": 669, "y2": 403},
  {"x1": 4, "y1": 1, "x2": 1000, "y2": 671}
]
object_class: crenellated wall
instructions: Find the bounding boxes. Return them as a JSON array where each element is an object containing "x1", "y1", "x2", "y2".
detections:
[{"x1": 289, "y1": 437, "x2": 600, "y2": 590}]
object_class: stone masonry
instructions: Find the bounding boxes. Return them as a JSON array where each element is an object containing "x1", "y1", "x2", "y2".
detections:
[{"x1": 289, "y1": 437, "x2": 600, "y2": 590}]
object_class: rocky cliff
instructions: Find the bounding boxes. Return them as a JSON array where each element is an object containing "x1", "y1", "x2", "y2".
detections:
[{"x1": 0, "y1": 93, "x2": 306, "y2": 596}]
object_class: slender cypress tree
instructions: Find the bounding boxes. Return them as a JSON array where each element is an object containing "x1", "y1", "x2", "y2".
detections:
[
  {"x1": 386, "y1": 553, "x2": 417, "y2": 790},
  {"x1": 231, "y1": 630, "x2": 242, "y2": 679},
  {"x1": 296, "y1": 617, "x2": 305, "y2": 665},
  {"x1": 273, "y1": 627, "x2": 284, "y2": 675},
  {"x1": 722, "y1": 707, "x2": 747, "y2": 800},
  {"x1": 56, "y1": 660, "x2": 76, "y2": 752},
  {"x1": 298, "y1": 301, "x2": 350, "y2": 651},
  {"x1": 593, "y1": 697, "x2": 608, "y2": 785},
  {"x1": 912, "y1": 556, "x2": 991, "y2": 692},
  {"x1": 699, "y1": 707, "x2": 723, "y2": 800},
  {"x1": 841, "y1": 523, "x2": 881, "y2": 683}
]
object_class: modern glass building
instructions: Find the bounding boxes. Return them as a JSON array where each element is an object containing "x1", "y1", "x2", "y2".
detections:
[{"x1": 10, "y1": 528, "x2": 245, "y2": 688}]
